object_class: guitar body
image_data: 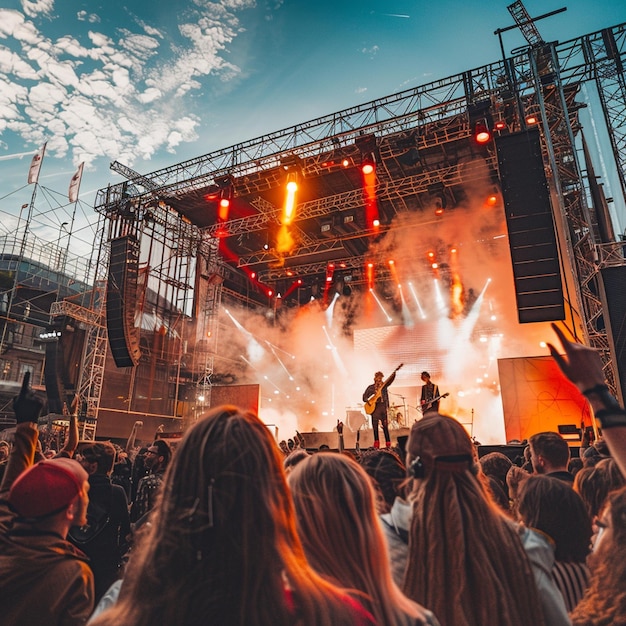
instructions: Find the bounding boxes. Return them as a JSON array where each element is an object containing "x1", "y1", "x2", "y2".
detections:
[
  {"x1": 364, "y1": 397, "x2": 378, "y2": 415},
  {"x1": 420, "y1": 392, "x2": 449, "y2": 412},
  {"x1": 364, "y1": 364, "x2": 403, "y2": 415}
]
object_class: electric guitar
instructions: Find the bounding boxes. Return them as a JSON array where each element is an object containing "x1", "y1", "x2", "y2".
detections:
[
  {"x1": 419, "y1": 392, "x2": 449, "y2": 412},
  {"x1": 364, "y1": 364, "x2": 403, "y2": 415}
]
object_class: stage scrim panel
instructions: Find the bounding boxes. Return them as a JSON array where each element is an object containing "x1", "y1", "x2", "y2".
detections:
[{"x1": 498, "y1": 355, "x2": 588, "y2": 443}]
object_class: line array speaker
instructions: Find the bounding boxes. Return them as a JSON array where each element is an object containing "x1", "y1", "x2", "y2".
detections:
[
  {"x1": 599, "y1": 266, "x2": 626, "y2": 403},
  {"x1": 495, "y1": 128, "x2": 565, "y2": 323},
  {"x1": 106, "y1": 235, "x2": 141, "y2": 367}
]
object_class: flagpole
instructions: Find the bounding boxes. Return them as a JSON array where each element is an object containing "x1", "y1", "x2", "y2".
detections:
[{"x1": 0, "y1": 143, "x2": 46, "y2": 355}]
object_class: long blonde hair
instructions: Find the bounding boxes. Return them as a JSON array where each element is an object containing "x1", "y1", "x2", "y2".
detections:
[
  {"x1": 288, "y1": 452, "x2": 431, "y2": 626},
  {"x1": 90, "y1": 406, "x2": 366, "y2": 626}
]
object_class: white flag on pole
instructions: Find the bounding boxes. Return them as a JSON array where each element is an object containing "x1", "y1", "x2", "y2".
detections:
[
  {"x1": 27, "y1": 143, "x2": 46, "y2": 185},
  {"x1": 68, "y1": 162, "x2": 84, "y2": 203}
]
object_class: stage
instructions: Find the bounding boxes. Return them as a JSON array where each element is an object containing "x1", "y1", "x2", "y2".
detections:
[{"x1": 299, "y1": 427, "x2": 411, "y2": 451}]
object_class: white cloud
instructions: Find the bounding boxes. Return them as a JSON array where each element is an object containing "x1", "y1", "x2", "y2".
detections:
[
  {"x1": 355, "y1": 87, "x2": 367, "y2": 94},
  {"x1": 361, "y1": 45, "x2": 380, "y2": 58},
  {"x1": 118, "y1": 31, "x2": 160, "y2": 62},
  {"x1": 55, "y1": 35, "x2": 90, "y2": 58},
  {"x1": 136, "y1": 87, "x2": 162, "y2": 104},
  {"x1": 0, "y1": 46, "x2": 39, "y2": 79},
  {"x1": 77, "y1": 11, "x2": 100, "y2": 24},
  {"x1": 21, "y1": 0, "x2": 54, "y2": 19},
  {"x1": 0, "y1": 1, "x2": 252, "y2": 170}
]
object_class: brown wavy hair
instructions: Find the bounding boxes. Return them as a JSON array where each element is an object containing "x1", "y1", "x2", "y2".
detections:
[
  {"x1": 571, "y1": 485, "x2": 626, "y2": 625},
  {"x1": 288, "y1": 452, "x2": 433, "y2": 626},
  {"x1": 90, "y1": 406, "x2": 367, "y2": 626},
  {"x1": 574, "y1": 458, "x2": 626, "y2": 519},
  {"x1": 404, "y1": 415, "x2": 545, "y2": 626}
]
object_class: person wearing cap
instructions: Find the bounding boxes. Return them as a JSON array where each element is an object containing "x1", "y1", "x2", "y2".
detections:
[
  {"x1": 402, "y1": 413, "x2": 549, "y2": 626},
  {"x1": 0, "y1": 373, "x2": 94, "y2": 625}
]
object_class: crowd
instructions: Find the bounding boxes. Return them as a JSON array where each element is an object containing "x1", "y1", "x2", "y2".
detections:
[{"x1": 1, "y1": 324, "x2": 626, "y2": 625}]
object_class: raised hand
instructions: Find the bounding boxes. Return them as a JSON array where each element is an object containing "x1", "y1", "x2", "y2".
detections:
[
  {"x1": 547, "y1": 323, "x2": 605, "y2": 392},
  {"x1": 12, "y1": 371, "x2": 45, "y2": 424},
  {"x1": 336, "y1": 420, "x2": 344, "y2": 435}
]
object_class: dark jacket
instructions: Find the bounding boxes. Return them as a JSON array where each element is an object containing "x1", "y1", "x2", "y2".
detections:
[
  {"x1": 0, "y1": 424, "x2": 94, "y2": 625},
  {"x1": 69, "y1": 473, "x2": 130, "y2": 602}
]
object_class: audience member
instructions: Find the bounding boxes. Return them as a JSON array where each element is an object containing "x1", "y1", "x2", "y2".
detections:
[
  {"x1": 129, "y1": 439, "x2": 171, "y2": 523},
  {"x1": 573, "y1": 457, "x2": 625, "y2": 521},
  {"x1": 282, "y1": 448, "x2": 309, "y2": 474},
  {"x1": 0, "y1": 373, "x2": 94, "y2": 625},
  {"x1": 89, "y1": 405, "x2": 376, "y2": 626},
  {"x1": 479, "y1": 451, "x2": 513, "y2": 513},
  {"x1": 289, "y1": 452, "x2": 438, "y2": 625},
  {"x1": 570, "y1": 485, "x2": 626, "y2": 624},
  {"x1": 402, "y1": 413, "x2": 547, "y2": 626},
  {"x1": 517, "y1": 475, "x2": 592, "y2": 612},
  {"x1": 71, "y1": 442, "x2": 131, "y2": 602},
  {"x1": 568, "y1": 457, "x2": 583, "y2": 478},
  {"x1": 529, "y1": 431, "x2": 573, "y2": 483},
  {"x1": 506, "y1": 464, "x2": 530, "y2": 518},
  {"x1": 359, "y1": 448, "x2": 407, "y2": 514}
]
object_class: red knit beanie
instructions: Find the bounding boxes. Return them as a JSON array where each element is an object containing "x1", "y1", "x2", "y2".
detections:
[{"x1": 9, "y1": 458, "x2": 88, "y2": 520}]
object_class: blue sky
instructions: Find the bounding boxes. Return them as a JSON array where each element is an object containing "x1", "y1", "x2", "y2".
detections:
[{"x1": 1, "y1": 0, "x2": 625, "y2": 253}]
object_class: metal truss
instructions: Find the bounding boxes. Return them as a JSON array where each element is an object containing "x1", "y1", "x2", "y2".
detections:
[
  {"x1": 90, "y1": 21, "x2": 626, "y2": 403},
  {"x1": 208, "y1": 155, "x2": 498, "y2": 240},
  {"x1": 50, "y1": 215, "x2": 108, "y2": 439}
]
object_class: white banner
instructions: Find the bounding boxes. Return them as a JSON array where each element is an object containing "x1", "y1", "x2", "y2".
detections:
[
  {"x1": 68, "y1": 162, "x2": 84, "y2": 203},
  {"x1": 27, "y1": 143, "x2": 46, "y2": 184}
]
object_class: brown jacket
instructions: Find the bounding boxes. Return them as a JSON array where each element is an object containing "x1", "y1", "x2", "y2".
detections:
[{"x1": 0, "y1": 424, "x2": 94, "y2": 625}]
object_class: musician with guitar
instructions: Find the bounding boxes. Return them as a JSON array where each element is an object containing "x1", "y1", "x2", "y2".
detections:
[
  {"x1": 362, "y1": 365, "x2": 402, "y2": 448},
  {"x1": 419, "y1": 371, "x2": 445, "y2": 414}
]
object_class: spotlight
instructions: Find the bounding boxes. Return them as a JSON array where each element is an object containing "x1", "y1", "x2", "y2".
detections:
[
  {"x1": 525, "y1": 114, "x2": 539, "y2": 125},
  {"x1": 361, "y1": 157, "x2": 375, "y2": 175},
  {"x1": 473, "y1": 119, "x2": 492, "y2": 144},
  {"x1": 486, "y1": 194, "x2": 498, "y2": 207}
]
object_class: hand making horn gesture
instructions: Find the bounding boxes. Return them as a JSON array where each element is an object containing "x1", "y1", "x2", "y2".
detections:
[
  {"x1": 12, "y1": 371, "x2": 45, "y2": 424},
  {"x1": 546, "y1": 323, "x2": 606, "y2": 392}
]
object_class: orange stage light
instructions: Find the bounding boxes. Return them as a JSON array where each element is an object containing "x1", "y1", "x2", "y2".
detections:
[
  {"x1": 526, "y1": 115, "x2": 538, "y2": 125},
  {"x1": 473, "y1": 120, "x2": 492, "y2": 144}
]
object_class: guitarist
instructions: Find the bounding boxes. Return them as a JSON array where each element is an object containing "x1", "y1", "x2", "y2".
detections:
[
  {"x1": 419, "y1": 371, "x2": 440, "y2": 414},
  {"x1": 362, "y1": 370, "x2": 396, "y2": 449}
]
